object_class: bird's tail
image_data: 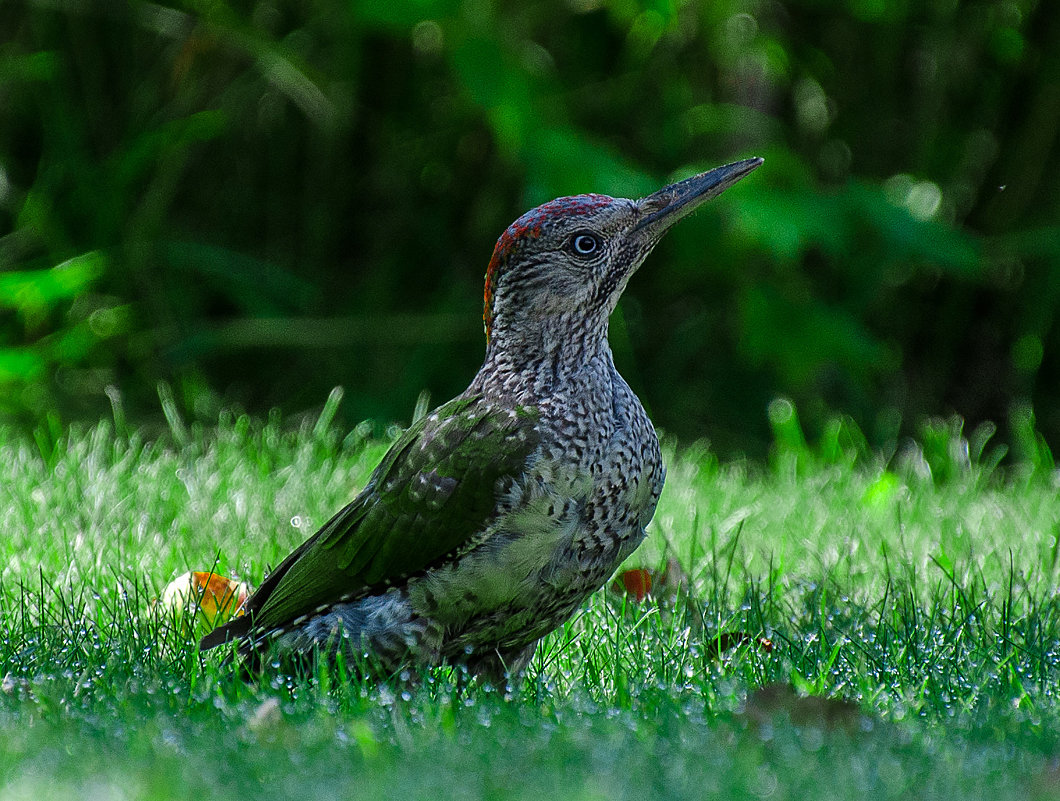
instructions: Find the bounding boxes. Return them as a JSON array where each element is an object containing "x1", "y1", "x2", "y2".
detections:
[{"x1": 199, "y1": 614, "x2": 254, "y2": 651}]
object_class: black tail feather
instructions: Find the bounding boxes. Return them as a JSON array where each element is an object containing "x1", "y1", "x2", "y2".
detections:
[{"x1": 199, "y1": 614, "x2": 254, "y2": 650}]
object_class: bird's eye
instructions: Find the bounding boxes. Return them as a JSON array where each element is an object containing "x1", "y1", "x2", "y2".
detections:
[{"x1": 571, "y1": 232, "x2": 602, "y2": 257}]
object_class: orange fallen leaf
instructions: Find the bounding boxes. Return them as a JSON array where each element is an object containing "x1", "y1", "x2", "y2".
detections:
[
  {"x1": 160, "y1": 571, "x2": 251, "y2": 635},
  {"x1": 610, "y1": 558, "x2": 696, "y2": 604},
  {"x1": 611, "y1": 568, "x2": 653, "y2": 602}
]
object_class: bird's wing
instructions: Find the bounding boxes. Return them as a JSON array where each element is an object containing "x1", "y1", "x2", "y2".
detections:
[{"x1": 199, "y1": 394, "x2": 540, "y2": 650}]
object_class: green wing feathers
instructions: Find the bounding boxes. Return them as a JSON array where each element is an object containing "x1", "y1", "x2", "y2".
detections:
[{"x1": 199, "y1": 394, "x2": 539, "y2": 650}]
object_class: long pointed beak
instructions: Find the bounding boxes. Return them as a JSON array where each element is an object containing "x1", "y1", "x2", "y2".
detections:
[{"x1": 633, "y1": 157, "x2": 763, "y2": 238}]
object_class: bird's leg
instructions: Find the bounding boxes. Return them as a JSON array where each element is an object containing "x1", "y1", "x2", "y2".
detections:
[{"x1": 466, "y1": 641, "x2": 538, "y2": 694}]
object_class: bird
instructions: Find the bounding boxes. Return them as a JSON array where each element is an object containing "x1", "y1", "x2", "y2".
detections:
[{"x1": 200, "y1": 157, "x2": 764, "y2": 680}]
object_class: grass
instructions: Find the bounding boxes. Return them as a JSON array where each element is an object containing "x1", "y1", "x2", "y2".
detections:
[{"x1": 3, "y1": 394, "x2": 1060, "y2": 799}]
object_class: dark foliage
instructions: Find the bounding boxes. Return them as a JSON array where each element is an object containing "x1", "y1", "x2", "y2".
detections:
[{"x1": 1, "y1": 0, "x2": 1057, "y2": 454}]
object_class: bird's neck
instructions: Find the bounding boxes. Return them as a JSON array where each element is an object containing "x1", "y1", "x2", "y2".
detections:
[{"x1": 471, "y1": 318, "x2": 613, "y2": 403}]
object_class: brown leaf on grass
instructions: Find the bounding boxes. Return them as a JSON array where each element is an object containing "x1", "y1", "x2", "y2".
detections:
[
  {"x1": 741, "y1": 683, "x2": 870, "y2": 733},
  {"x1": 656, "y1": 557, "x2": 692, "y2": 599},
  {"x1": 704, "y1": 631, "x2": 775, "y2": 659}
]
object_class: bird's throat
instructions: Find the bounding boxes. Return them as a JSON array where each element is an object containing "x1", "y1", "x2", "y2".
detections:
[{"x1": 476, "y1": 316, "x2": 612, "y2": 401}]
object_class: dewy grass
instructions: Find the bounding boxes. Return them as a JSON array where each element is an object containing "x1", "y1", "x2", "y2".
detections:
[{"x1": 2, "y1": 403, "x2": 1060, "y2": 799}]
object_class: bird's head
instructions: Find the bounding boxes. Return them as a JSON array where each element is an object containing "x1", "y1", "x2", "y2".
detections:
[{"x1": 482, "y1": 158, "x2": 763, "y2": 353}]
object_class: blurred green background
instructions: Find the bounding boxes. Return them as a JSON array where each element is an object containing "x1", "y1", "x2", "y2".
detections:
[{"x1": 1, "y1": 0, "x2": 1058, "y2": 455}]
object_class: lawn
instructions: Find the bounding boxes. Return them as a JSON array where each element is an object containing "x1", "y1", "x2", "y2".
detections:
[{"x1": 2, "y1": 394, "x2": 1060, "y2": 799}]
